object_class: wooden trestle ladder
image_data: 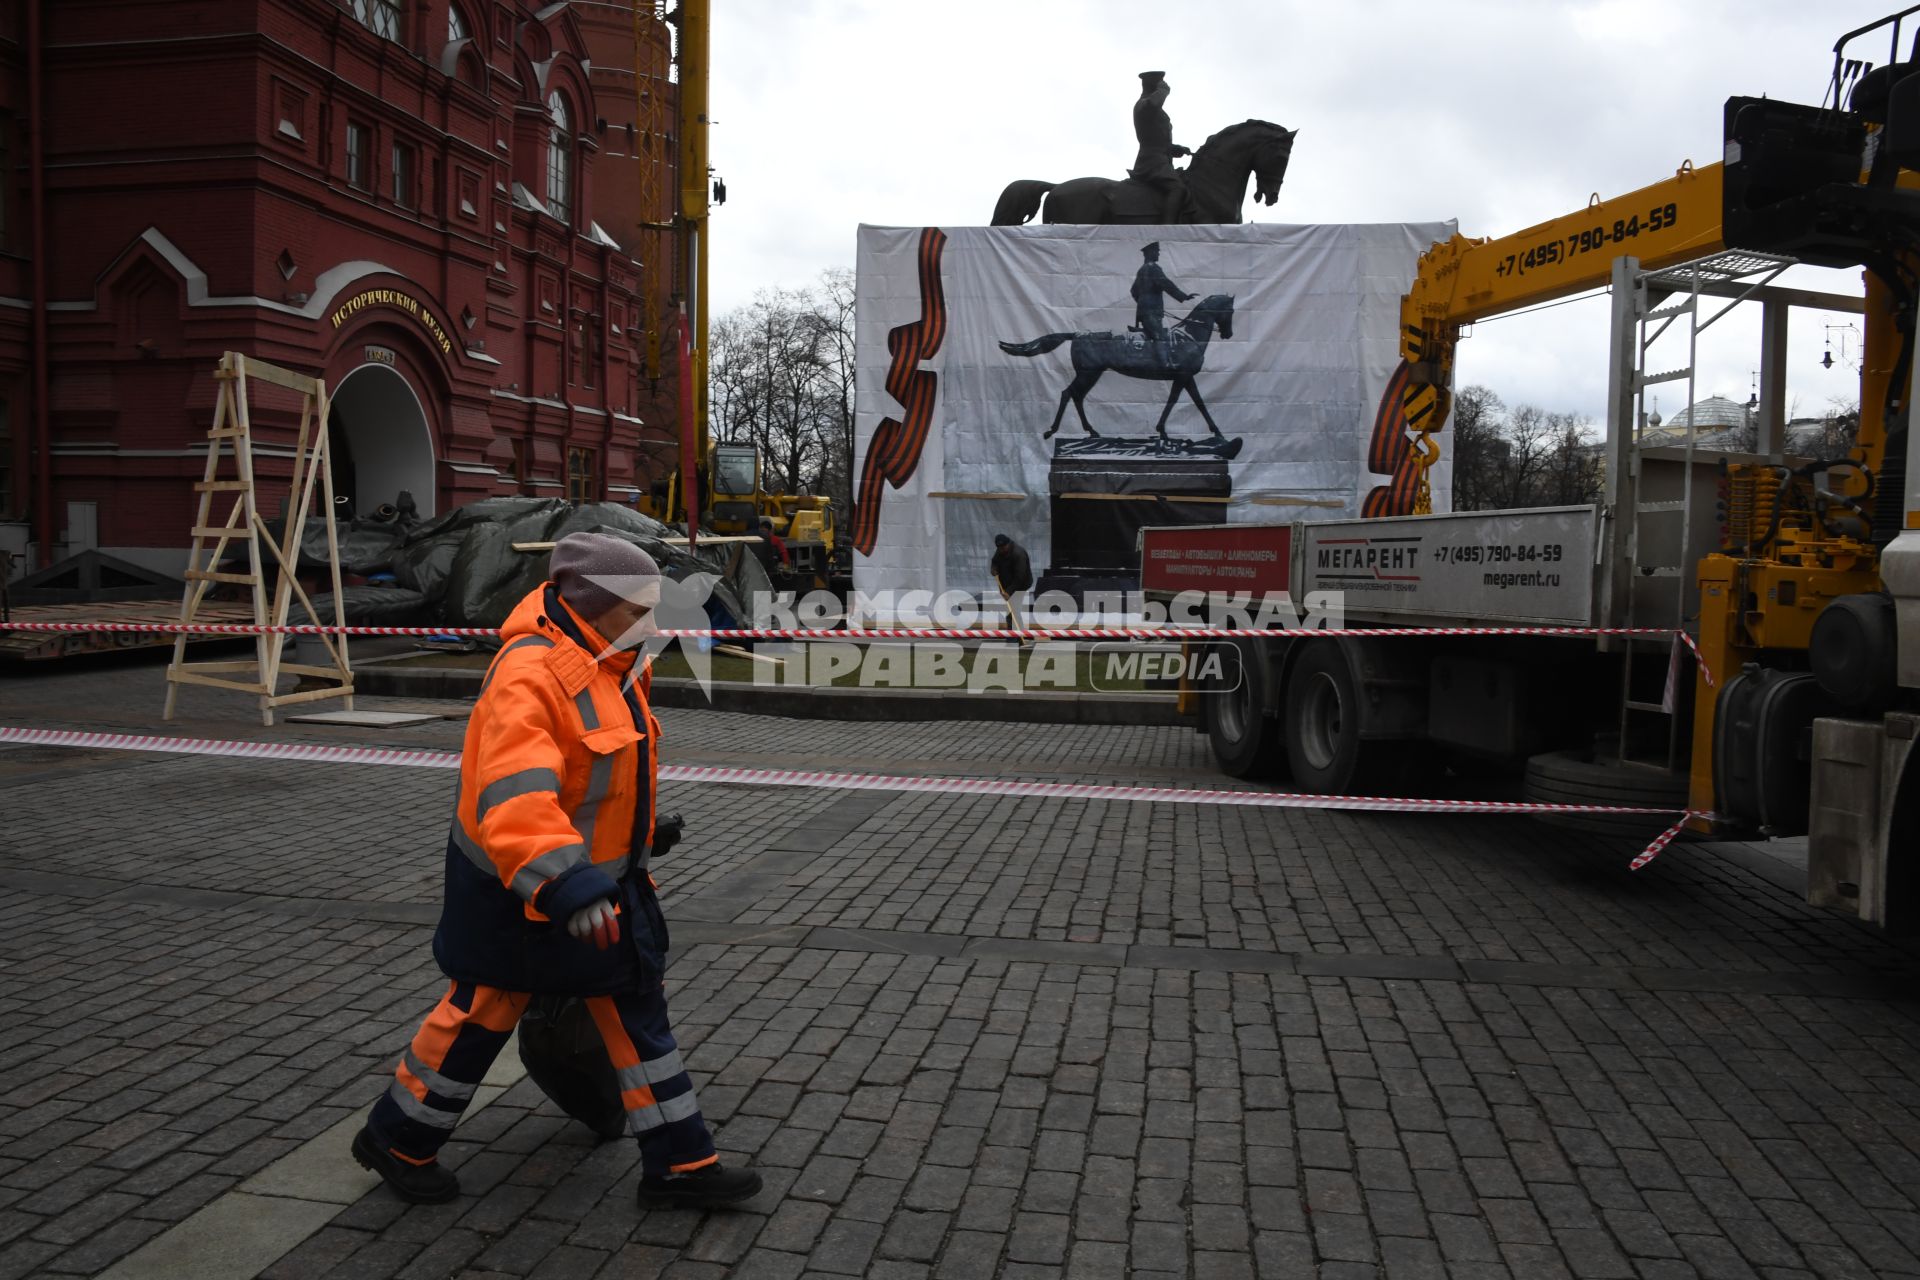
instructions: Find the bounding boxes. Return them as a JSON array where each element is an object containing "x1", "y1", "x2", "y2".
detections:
[{"x1": 163, "y1": 352, "x2": 353, "y2": 726}]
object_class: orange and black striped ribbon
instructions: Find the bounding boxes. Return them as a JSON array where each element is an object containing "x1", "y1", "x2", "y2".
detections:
[
  {"x1": 852, "y1": 227, "x2": 948, "y2": 556},
  {"x1": 1362, "y1": 357, "x2": 1422, "y2": 517}
]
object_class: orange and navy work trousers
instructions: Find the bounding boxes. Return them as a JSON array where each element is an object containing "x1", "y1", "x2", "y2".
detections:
[{"x1": 366, "y1": 980, "x2": 718, "y2": 1180}]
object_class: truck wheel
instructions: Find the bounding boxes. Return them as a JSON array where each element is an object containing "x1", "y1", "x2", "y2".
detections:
[
  {"x1": 1204, "y1": 639, "x2": 1284, "y2": 779},
  {"x1": 1283, "y1": 642, "x2": 1411, "y2": 794},
  {"x1": 1522, "y1": 747, "x2": 1690, "y2": 840},
  {"x1": 1286, "y1": 643, "x2": 1356, "y2": 792}
]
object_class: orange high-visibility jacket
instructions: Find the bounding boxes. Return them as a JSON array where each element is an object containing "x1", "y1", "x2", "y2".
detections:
[{"x1": 432, "y1": 583, "x2": 661, "y2": 991}]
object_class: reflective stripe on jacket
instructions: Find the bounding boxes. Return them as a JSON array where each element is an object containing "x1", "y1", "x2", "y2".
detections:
[{"x1": 432, "y1": 582, "x2": 663, "y2": 994}]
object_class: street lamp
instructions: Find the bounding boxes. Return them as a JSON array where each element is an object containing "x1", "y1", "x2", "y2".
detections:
[{"x1": 1823, "y1": 323, "x2": 1861, "y2": 370}]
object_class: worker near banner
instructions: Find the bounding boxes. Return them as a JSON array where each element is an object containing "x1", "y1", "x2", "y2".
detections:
[
  {"x1": 354, "y1": 532, "x2": 761, "y2": 1210},
  {"x1": 991, "y1": 533, "x2": 1033, "y2": 628}
]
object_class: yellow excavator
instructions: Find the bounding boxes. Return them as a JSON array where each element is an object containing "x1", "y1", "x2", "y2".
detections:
[{"x1": 643, "y1": 441, "x2": 847, "y2": 592}]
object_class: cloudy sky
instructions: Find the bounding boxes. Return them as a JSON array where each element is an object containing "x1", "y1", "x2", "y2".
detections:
[{"x1": 707, "y1": 0, "x2": 1902, "y2": 428}]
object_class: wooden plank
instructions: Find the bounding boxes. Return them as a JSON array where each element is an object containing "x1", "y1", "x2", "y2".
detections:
[
  {"x1": 1056, "y1": 493, "x2": 1235, "y2": 503},
  {"x1": 714, "y1": 643, "x2": 783, "y2": 667},
  {"x1": 165, "y1": 669, "x2": 270, "y2": 693},
  {"x1": 309, "y1": 381, "x2": 350, "y2": 712},
  {"x1": 510, "y1": 536, "x2": 763, "y2": 552},
  {"x1": 194, "y1": 481, "x2": 252, "y2": 492},
  {"x1": 264, "y1": 683, "x2": 357, "y2": 708},
  {"x1": 4, "y1": 599, "x2": 254, "y2": 624},
  {"x1": 183, "y1": 570, "x2": 260, "y2": 584},
  {"x1": 230, "y1": 355, "x2": 323, "y2": 396}
]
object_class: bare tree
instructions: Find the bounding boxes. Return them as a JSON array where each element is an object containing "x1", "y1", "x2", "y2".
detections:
[
  {"x1": 709, "y1": 286, "x2": 826, "y2": 493},
  {"x1": 1447, "y1": 385, "x2": 1505, "y2": 512},
  {"x1": 1537, "y1": 411, "x2": 1604, "y2": 506},
  {"x1": 1448, "y1": 386, "x2": 1603, "y2": 510},
  {"x1": 1807, "y1": 398, "x2": 1861, "y2": 461},
  {"x1": 807, "y1": 268, "x2": 857, "y2": 512},
  {"x1": 707, "y1": 275, "x2": 856, "y2": 508}
]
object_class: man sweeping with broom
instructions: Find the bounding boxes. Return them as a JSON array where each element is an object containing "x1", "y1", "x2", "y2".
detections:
[{"x1": 991, "y1": 533, "x2": 1034, "y2": 631}]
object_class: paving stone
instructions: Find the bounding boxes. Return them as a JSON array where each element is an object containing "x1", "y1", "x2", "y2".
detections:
[
  {"x1": 879, "y1": 1211, "x2": 949, "y2": 1263},
  {"x1": 7, "y1": 679, "x2": 1920, "y2": 1280},
  {"x1": 1381, "y1": 1236, "x2": 1450, "y2": 1280},
  {"x1": 931, "y1": 1230, "x2": 1005, "y2": 1280},
  {"x1": 728, "y1": 1251, "x2": 808, "y2": 1280},
  {"x1": 807, "y1": 1219, "x2": 884, "y2": 1277}
]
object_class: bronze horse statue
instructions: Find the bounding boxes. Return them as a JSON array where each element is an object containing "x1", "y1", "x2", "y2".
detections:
[
  {"x1": 998, "y1": 294, "x2": 1236, "y2": 443},
  {"x1": 991, "y1": 120, "x2": 1295, "y2": 226}
]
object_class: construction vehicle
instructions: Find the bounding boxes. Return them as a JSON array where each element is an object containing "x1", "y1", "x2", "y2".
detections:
[
  {"x1": 1147, "y1": 10, "x2": 1920, "y2": 925},
  {"x1": 641, "y1": 440, "x2": 849, "y2": 593},
  {"x1": 643, "y1": 445, "x2": 850, "y2": 595},
  {"x1": 773, "y1": 494, "x2": 853, "y2": 595}
]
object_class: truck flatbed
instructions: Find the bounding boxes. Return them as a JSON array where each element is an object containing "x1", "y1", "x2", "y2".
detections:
[{"x1": 1141, "y1": 505, "x2": 1604, "y2": 629}]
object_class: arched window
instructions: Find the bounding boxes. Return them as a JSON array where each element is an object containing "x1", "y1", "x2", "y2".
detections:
[
  {"x1": 348, "y1": 0, "x2": 401, "y2": 42},
  {"x1": 447, "y1": 4, "x2": 469, "y2": 45},
  {"x1": 546, "y1": 91, "x2": 572, "y2": 225}
]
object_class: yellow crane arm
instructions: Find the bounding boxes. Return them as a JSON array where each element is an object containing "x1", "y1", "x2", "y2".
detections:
[
  {"x1": 1405, "y1": 162, "x2": 1726, "y2": 331},
  {"x1": 1376, "y1": 162, "x2": 1727, "y2": 516}
]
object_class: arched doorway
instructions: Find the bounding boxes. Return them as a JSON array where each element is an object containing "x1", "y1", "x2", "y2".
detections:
[{"x1": 326, "y1": 363, "x2": 437, "y2": 519}]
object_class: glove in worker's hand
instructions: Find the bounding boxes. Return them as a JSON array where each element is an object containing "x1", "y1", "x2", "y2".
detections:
[
  {"x1": 567, "y1": 899, "x2": 620, "y2": 950},
  {"x1": 652, "y1": 813, "x2": 686, "y2": 861}
]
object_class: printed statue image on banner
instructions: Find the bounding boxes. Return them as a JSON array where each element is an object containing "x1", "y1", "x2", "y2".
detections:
[{"x1": 851, "y1": 221, "x2": 1455, "y2": 610}]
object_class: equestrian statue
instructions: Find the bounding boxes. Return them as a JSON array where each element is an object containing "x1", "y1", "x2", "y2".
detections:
[
  {"x1": 998, "y1": 294, "x2": 1238, "y2": 450},
  {"x1": 992, "y1": 72, "x2": 1295, "y2": 226}
]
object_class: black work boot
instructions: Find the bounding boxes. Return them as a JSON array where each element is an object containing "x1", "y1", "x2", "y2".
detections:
[
  {"x1": 636, "y1": 1162, "x2": 763, "y2": 1209},
  {"x1": 352, "y1": 1127, "x2": 460, "y2": 1204}
]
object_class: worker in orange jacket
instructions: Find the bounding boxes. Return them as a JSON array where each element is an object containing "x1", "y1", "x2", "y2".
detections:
[{"x1": 354, "y1": 532, "x2": 761, "y2": 1210}]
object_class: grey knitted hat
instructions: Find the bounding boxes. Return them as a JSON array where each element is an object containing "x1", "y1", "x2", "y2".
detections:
[{"x1": 551, "y1": 532, "x2": 660, "y2": 621}]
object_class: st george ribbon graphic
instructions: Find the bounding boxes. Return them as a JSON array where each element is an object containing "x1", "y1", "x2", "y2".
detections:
[
  {"x1": 1362, "y1": 348, "x2": 1448, "y2": 517},
  {"x1": 852, "y1": 227, "x2": 948, "y2": 556}
]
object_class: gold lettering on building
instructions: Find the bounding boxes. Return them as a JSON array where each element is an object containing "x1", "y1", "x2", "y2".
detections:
[{"x1": 328, "y1": 288, "x2": 455, "y2": 356}]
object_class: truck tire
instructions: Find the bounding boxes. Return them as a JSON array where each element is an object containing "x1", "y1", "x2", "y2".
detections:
[
  {"x1": 1204, "y1": 639, "x2": 1284, "y2": 779},
  {"x1": 1283, "y1": 642, "x2": 1411, "y2": 794},
  {"x1": 1522, "y1": 747, "x2": 1690, "y2": 840}
]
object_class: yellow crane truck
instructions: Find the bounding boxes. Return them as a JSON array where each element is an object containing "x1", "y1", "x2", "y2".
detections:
[
  {"x1": 1148, "y1": 10, "x2": 1920, "y2": 925},
  {"x1": 628, "y1": 1, "x2": 848, "y2": 597}
]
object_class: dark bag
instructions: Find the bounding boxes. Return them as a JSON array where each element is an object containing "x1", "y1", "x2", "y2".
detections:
[
  {"x1": 517, "y1": 994, "x2": 625, "y2": 1140},
  {"x1": 515, "y1": 814, "x2": 686, "y2": 1139}
]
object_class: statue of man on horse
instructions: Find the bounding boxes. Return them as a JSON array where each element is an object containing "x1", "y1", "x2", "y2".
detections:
[
  {"x1": 1129, "y1": 242, "x2": 1193, "y2": 344},
  {"x1": 990, "y1": 74, "x2": 1296, "y2": 227}
]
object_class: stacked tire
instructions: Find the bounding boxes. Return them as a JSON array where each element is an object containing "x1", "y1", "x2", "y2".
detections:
[{"x1": 1522, "y1": 746, "x2": 1690, "y2": 840}]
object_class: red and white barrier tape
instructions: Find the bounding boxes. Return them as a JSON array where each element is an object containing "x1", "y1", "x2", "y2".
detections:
[
  {"x1": 0, "y1": 621, "x2": 1717, "y2": 687},
  {"x1": 0, "y1": 725, "x2": 1701, "y2": 869}
]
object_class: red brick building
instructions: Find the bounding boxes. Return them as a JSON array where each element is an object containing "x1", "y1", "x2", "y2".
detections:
[{"x1": 0, "y1": 0, "x2": 681, "y2": 577}]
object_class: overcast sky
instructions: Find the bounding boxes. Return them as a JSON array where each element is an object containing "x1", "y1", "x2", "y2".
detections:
[{"x1": 708, "y1": 0, "x2": 1904, "y2": 428}]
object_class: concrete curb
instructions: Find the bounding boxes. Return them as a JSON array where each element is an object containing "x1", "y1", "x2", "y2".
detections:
[{"x1": 352, "y1": 661, "x2": 1187, "y2": 725}]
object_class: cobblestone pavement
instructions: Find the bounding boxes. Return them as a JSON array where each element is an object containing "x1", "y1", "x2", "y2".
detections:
[{"x1": 3, "y1": 657, "x2": 1920, "y2": 1279}]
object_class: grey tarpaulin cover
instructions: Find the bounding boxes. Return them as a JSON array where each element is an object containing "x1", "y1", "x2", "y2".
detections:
[{"x1": 303, "y1": 498, "x2": 771, "y2": 637}]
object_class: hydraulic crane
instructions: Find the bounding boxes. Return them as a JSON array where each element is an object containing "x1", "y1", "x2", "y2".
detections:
[
  {"x1": 1169, "y1": 11, "x2": 1920, "y2": 897},
  {"x1": 1358, "y1": 9, "x2": 1920, "y2": 831}
]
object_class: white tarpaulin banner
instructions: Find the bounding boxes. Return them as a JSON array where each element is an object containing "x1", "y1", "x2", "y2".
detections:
[{"x1": 851, "y1": 221, "x2": 1454, "y2": 603}]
